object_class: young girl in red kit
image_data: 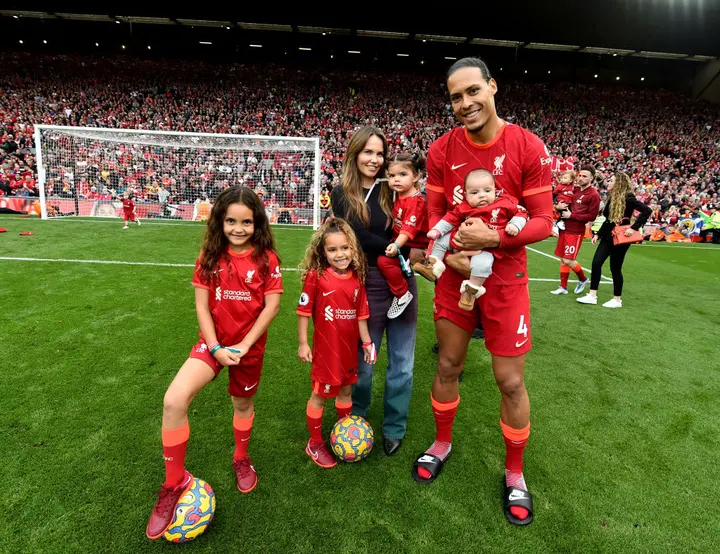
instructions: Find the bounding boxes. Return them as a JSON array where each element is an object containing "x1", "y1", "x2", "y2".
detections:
[
  {"x1": 377, "y1": 152, "x2": 428, "y2": 319},
  {"x1": 297, "y1": 219, "x2": 376, "y2": 468},
  {"x1": 146, "y1": 186, "x2": 283, "y2": 540}
]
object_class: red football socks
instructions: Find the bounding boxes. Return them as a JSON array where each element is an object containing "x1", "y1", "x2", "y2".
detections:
[
  {"x1": 233, "y1": 412, "x2": 255, "y2": 461},
  {"x1": 572, "y1": 265, "x2": 587, "y2": 282},
  {"x1": 559, "y1": 264, "x2": 570, "y2": 289},
  {"x1": 307, "y1": 401, "x2": 324, "y2": 444},
  {"x1": 335, "y1": 399, "x2": 352, "y2": 420},
  {"x1": 501, "y1": 420, "x2": 531, "y2": 521},
  {"x1": 162, "y1": 423, "x2": 190, "y2": 487},
  {"x1": 417, "y1": 395, "x2": 460, "y2": 480}
]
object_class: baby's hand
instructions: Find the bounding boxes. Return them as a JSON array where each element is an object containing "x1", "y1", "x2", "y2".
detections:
[
  {"x1": 505, "y1": 223, "x2": 520, "y2": 236},
  {"x1": 386, "y1": 243, "x2": 398, "y2": 257},
  {"x1": 427, "y1": 229, "x2": 440, "y2": 240}
]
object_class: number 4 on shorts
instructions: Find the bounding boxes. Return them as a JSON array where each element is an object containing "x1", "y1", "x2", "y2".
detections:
[{"x1": 515, "y1": 314, "x2": 528, "y2": 348}]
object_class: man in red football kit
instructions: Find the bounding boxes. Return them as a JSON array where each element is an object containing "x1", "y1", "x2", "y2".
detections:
[
  {"x1": 411, "y1": 57, "x2": 554, "y2": 527},
  {"x1": 550, "y1": 166, "x2": 601, "y2": 295}
]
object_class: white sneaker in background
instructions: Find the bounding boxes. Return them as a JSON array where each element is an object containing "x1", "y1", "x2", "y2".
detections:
[
  {"x1": 550, "y1": 287, "x2": 568, "y2": 295},
  {"x1": 602, "y1": 298, "x2": 623, "y2": 309},
  {"x1": 576, "y1": 294, "x2": 598, "y2": 305}
]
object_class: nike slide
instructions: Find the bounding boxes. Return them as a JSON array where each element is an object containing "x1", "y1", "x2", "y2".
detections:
[
  {"x1": 411, "y1": 451, "x2": 450, "y2": 484},
  {"x1": 503, "y1": 484, "x2": 534, "y2": 526}
]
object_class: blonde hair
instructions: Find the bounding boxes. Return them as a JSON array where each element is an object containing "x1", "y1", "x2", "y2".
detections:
[
  {"x1": 341, "y1": 126, "x2": 393, "y2": 228},
  {"x1": 559, "y1": 170, "x2": 576, "y2": 182},
  {"x1": 609, "y1": 172, "x2": 633, "y2": 223},
  {"x1": 299, "y1": 218, "x2": 367, "y2": 285}
]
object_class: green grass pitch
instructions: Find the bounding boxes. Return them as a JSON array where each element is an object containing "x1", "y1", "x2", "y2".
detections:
[{"x1": 1, "y1": 215, "x2": 719, "y2": 553}]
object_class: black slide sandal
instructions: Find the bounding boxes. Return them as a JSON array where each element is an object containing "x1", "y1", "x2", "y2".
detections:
[
  {"x1": 411, "y1": 452, "x2": 451, "y2": 484},
  {"x1": 503, "y1": 484, "x2": 534, "y2": 526}
]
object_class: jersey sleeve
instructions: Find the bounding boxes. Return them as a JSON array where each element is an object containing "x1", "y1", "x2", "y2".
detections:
[
  {"x1": 264, "y1": 251, "x2": 283, "y2": 296},
  {"x1": 425, "y1": 142, "x2": 448, "y2": 228},
  {"x1": 398, "y1": 196, "x2": 427, "y2": 240},
  {"x1": 521, "y1": 133, "x2": 553, "y2": 199},
  {"x1": 356, "y1": 282, "x2": 370, "y2": 321},
  {"x1": 296, "y1": 269, "x2": 317, "y2": 317},
  {"x1": 191, "y1": 255, "x2": 211, "y2": 290}
]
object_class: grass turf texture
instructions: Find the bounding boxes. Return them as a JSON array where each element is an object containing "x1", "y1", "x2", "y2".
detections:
[{"x1": 1, "y1": 215, "x2": 719, "y2": 553}]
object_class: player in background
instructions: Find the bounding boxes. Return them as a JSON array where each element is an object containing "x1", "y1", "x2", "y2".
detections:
[
  {"x1": 297, "y1": 219, "x2": 377, "y2": 468},
  {"x1": 122, "y1": 191, "x2": 141, "y2": 229},
  {"x1": 378, "y1": 152, "x2": 429, "y2": 318},
  {"x1": 553, "y1": 170, "x2": 576, "y2": 232},
  {"x1": 146, "y1": 186, "x2": 282, "y2": 540},
  {"x1": 421, "y1": 169, "x2": 528, "y2": 310},
  {"x1": 550, "y1": 166, "x2": 601, "y2": 296},
  {"x1": 413, "y1": 57, "x2": 554, "y2": 527}
]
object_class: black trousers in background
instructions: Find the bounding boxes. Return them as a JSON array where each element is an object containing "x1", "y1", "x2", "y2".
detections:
[{"x1": 589, "y1": 238, "x2": 631, "y2": 297}]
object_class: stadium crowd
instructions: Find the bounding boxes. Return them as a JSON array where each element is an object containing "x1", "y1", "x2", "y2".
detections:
[{"x1": 1, "y1": 52, "x2": 718, "y2": 222}]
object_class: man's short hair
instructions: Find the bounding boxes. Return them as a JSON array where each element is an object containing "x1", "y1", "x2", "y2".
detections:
[{"x1": 579, "y1": 165, "x2": 596, "y2": 180}]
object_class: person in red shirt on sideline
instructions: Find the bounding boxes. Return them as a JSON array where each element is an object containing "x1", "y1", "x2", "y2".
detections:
[
  {"x1": 412, "y1": 57, "x2": 554, "y2": 527},
  {"x1": 145, "y1": 187, "x2": 283, "y2": 540},
  {"x1": 297, "y1": 219, "x2": 376, "y2": 468},
  {"x1": 377, "y1": 152, "x2": 428, "y2": 319},
  {"x1": 550, "y1": 166, "x2": 601, "y2": 295},
  {"x1": 420, "y1": 169, "x2": 528, "y2": 310},
  {"x1": 121, "y1": 191, "x2": 141, "y2": 229}
]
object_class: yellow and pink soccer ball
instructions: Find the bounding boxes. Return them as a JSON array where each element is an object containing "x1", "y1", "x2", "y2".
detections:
[
  {"x1": 330, "y1": 415, "x2": 374, "y2": 462},
  {"x1": 163, "y1": 477, "x2": 215, "y2": 543}
]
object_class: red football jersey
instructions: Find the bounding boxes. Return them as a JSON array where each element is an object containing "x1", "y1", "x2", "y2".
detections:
[
  {"x1": 564, "y1": 186, "x2": 601, "y2": 235},
  {"x1": 192, "y1": 248, "x2": 283, "y2": 349},
  {"x1": 391, "y1": 191, "x2": 429, "y2": 248},
  {"x1": 426, "y1": 122, "x2": 552, "y2": 285},
  {"x1": 121, "y1": 198, "x2": 135, "y2": 213},
  {"x1": 553, "y1": 183, "x2": 577, "y2": 206},
  {"x1": 296, "y1": 268, "x2": 369, "y2": 386}
]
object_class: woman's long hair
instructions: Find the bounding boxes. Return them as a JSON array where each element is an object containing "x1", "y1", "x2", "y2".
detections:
[
  {"x1": 198, "y1": 186, "x2": 278, "y2": 284},
  {"x1": 341, "y1": 126, "x2": 393, "y2": 228},
  {"x1": 608, "y1": 172, "x2": 633, "y2": 223},
  {"x1": 299, "y1": 218, "x2": 367, "y2": 285}
]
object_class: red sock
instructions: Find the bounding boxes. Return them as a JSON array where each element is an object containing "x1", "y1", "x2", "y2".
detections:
[
  {"x1": 233, "y1": 412, "x2": 254, "y2": 461},
  {"x1": 501, "y1": 420, "x2": 531, "y2": 521},
  {"x1": 335, "y1": 398, "x2": 352, "y2": 420},
  {"x1": 572, "y1": 265, "x2": 586, "y2": 282},
  {"x1": 306, "y1": 401, "x2": 324, "y2": 444},
  {"x1": 162, "y1": 423, "x2": 190, "y2": 487},
  {"x1": 433, "y1": 394, "x2": 460, "y2": 443},
  {"x1": 559, "y1": 264, "x2": 570, "y2": 289},
  {"x1": 416, "y1": 395, "x2": 460, "y2": 481}
]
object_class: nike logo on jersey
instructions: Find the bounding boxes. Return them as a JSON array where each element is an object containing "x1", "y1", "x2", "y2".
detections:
[
  {"x1": 508, "y1": 490, "x2": 529, "y2": 501},
  {"x1": 244, "y1": 383, "x2": 258, "y2": 391},
  {"x1": 451, "y1": 163, "x2": 468, "y2": 171},
  {"x1": 322, "y1": 290, "x2": 335, "y2": 296},
  {"x1": 515, "y1": 339, "x2": 529, "y2": 348}
]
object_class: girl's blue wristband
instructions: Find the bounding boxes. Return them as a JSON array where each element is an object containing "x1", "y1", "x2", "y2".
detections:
[
  {"x1": 226, "y1": 347, "x2": 243, "y2": 354},
  {"x1": 210, "y1": 345, "x2": 223, "y2": 355}
]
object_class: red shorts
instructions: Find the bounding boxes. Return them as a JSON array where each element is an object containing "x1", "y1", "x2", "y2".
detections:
[
  {"x1": 312, "y1": 375, "x2": 358, "y2": 399},
  {"x1": 554, "y1": 231, "x2": 584, "y2": 260},
  {"x1": 189, "y1": 340, "x2": 264, "y2": 397},
  {"x1": 123, "y1": 210, "x2": 136, "y2": 222},
  {"x1": 434, "y1": 274, "x2": 531, "y2": 357}
]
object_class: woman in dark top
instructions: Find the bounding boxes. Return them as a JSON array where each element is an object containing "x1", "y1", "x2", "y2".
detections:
[
  {"x1": 577, "y1": 172, "x2": 652, "y2": 308},
  {"x1": 330, "y1": 126, "x2": 418, "y2": 456}
]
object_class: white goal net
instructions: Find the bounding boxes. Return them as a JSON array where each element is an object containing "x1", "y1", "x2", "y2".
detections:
[{"x1": 34, "y1": 126, "x2": 321, "y2": 227}]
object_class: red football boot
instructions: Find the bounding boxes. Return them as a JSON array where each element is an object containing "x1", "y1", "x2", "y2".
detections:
[
  {"x1": 145, "y1": 471, "x2": 193, "y2": 539},
  {"x1": 233, "y1": 457, "x2": 258, "y2": 493},
  {"x1": 305, "y1": 440, "x2": 337, "y2": 468}
]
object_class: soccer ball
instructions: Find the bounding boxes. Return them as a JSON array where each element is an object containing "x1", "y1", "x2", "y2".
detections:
[
  {"x1": 163, "y1": 477, "x2": 216, "y2": 543},
  {"x1": 330, "y1": 415, "x2": 374, "y2": 462}
]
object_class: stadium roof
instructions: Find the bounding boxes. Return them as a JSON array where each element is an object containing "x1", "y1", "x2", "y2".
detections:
[{"x1": 1, "y1": 2, "x2": 719, "y2": 58}]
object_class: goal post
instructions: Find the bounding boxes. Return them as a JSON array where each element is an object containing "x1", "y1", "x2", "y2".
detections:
[{"x1": 34, "y1": 125, "x2": 322, "y2": 228}]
